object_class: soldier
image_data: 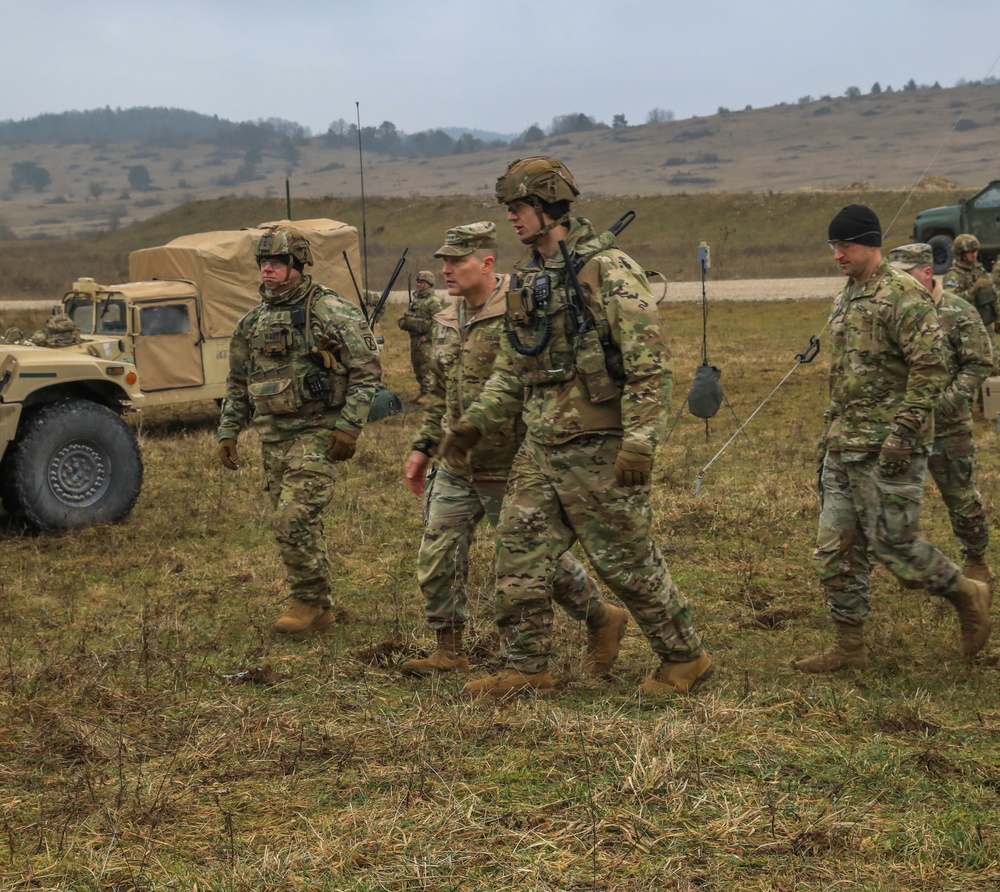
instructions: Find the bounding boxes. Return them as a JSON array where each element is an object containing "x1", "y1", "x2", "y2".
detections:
[
  {"x1": 397, "y1": 269, "x2": 445, "y2": 404},
  {"x1": 944, "y1": 233, "x2": 999, "y2": 334},
  {"x1": 217, "y1": 226, "x2": 382, "y2": 635},
  {"x1": 888, "y1": 243, "x2": 994, "y2": 586},
  {"x1": 794, "y1": 207, "x2": 991, "y2": 673},
  {"x1": 401, "y1": 222, "x2": 626, "y2": 677},
  {"x1": 440, "y1": 157, "x2": 712, "y2": 699}
]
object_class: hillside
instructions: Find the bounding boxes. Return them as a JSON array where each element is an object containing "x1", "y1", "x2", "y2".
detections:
[{"x1": 0, "y1": 83, "x2": 997, "y2": 245}]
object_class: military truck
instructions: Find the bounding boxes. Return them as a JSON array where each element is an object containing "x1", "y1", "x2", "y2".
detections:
[
  {"x1": 1, "y1": 218, "x2": 369, "y2": 531},
  {"x1": 912, "y1": 180, "x2": 1000, "y2": 273}
]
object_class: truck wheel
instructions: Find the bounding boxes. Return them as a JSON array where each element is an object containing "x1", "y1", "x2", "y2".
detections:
[
  {"x1": 928, "y1": 235, "x2": 953, "y2": 276},
  {"x1": 9, "y1": 401, "x2": 143, "y2": 532},
  {"x1": 0, "y1": 454, "x2": 24, "y2": 520}
]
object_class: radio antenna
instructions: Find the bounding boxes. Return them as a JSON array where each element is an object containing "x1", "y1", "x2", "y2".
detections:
[{"x1": 356, "y1": 101, "x2": 369, "y2": 296}]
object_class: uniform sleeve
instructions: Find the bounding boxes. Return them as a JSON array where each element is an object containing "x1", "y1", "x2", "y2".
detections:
[
  {"x1": 939, "y1": 304, "x2": 994, "y2": 416},
  {"x1": 217, "y1": 323, "x2": 253, "y2": 440},
  {"x1": 892, "y1": 292, "x2": 948, "y2": 434},
  {"x1": 315, "y1": 297, "x2": 382, "y2": 435},
  {"x1": 463, "y1": 334, "x2": 525, "y2": 436},
  {"x1": 595, "y1": 251, "x2": 670, "y2": 454},
  {"x1": 413, "y1": 323, "x2": 447, "y2": 451}
]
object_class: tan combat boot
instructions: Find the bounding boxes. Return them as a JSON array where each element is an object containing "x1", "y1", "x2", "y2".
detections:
[
  {"x1": 639, "y1": 651, "x2": 713, "y2": 695},
  {"x1": 584, "y1": 603, "x2": 629, "y2": 676},
  {"x1": 273, "y1": 600, "x2": 335, "y2": 636},
  {"x1": 400, "y1": 627, "x2": 470, "y2": 677},
  {"x1": 944, "y1": 574, "x2": 992, "y2": 658},
  {"x1": 792, "y1": 622, "x2": 868, "y2": 673},
  {"x1": 462, "y1": 668, "x2": 556, "y2": 700},
  {"x1": 962, "y1": 554, "x2": 996, "y2": 592}
]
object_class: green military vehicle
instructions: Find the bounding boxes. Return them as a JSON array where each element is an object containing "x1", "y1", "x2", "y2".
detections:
[
  {"x1": 912, "y1": 180, "x2": 1000, "y2": 273},
  {"x1": 1, "y1": 218, "x2": 366, "y2": 532}
]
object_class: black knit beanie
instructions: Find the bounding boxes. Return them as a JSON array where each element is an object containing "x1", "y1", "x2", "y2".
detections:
[{"x1": 827, "y1": 204, "x2": 882, "y2": 246}]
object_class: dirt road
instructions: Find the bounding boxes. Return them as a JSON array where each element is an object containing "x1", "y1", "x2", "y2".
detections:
[{"x1": 0, "y1": 276, "x2": 844, "y2": 313}]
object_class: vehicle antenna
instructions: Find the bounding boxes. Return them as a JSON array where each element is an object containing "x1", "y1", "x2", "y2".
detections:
[{"x1": 356, "y1": 101, "x2": 369, "y2": 296}]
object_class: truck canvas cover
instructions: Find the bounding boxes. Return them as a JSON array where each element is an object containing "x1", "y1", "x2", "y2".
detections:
[{"x1": 128, "y1": 219, "x2": 362, "y2": 338}]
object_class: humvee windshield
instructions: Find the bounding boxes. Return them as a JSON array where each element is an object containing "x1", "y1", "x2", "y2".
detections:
[{"x1": 65, "y1": 294, "x2": 128, "y2": 334}]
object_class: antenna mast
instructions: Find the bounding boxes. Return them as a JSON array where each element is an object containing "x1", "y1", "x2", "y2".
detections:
[{"x1": 356, "y1": 101, "x2": 369, "y2": 295}]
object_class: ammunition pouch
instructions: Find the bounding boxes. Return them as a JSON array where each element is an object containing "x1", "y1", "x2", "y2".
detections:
[
  {"x1": 973, "y1": 283, "x2": 998, "y2": 326},
  {"x1": 248, "y1": 365, "x2": 304, "y2": 416},
  {"x1": 576, "y1": 328, "x2": 620, "y2": 403}
]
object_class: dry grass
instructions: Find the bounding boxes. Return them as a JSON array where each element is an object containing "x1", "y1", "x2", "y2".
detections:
[{"x1": 1, "y1": 300, "x2": 999, "y2": 890}]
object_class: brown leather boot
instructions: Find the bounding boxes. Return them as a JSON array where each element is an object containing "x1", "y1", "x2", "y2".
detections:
[
  {"x1": 944, "y1": 574, "x2": 992, "y2": 658},
  {"x1": 962, "y1": 553, "x2": 996, "y2": 592},
  {"x1": 639, "y1": 652, "x2": 713, "y2": 694},
  {"x1": 400, "y1": 626, "x2": 470, "y2": 676},
  {"x1": 273, "y1": 600, "x2": 335, "y2": 636},
  {"x1": 462, "y1": 668, "x2": 556, "y2": 700},
  {"x1": 584, "y1": 603, "x2": 629, "y2": 676},
  {"x1": 793, "y1": 622, "x2": 868, "y2": 673}
]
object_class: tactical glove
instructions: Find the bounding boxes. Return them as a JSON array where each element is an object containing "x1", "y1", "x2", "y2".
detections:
[
  {"x1": 614, "y1": 449, "x2": 653, "y2": 487},
  {"x1": 328, "y1": 428, "x2": 358, "y2": 462},
  {"x1": 311, "y1": 335, "x2": 339, "y2": 370},
  {"x1": 438, "y1": 419, "x2": 481, "y2": 471},
  {"x1": 218, "y1": 438, "x2": 239, "y2": 470},
  {"x1": 878, "y1": 431, "x2": 911, "y2": 478}
]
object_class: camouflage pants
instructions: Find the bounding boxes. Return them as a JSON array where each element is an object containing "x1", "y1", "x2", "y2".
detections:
[
  {"x1": 928, "y1": 433, "x2": 989, "y2": 557},
  {"x1": 417, "y1": 468, "x2": 603, "y2": 630},
  {"x1": 495, "y1": 434, "x2": 704, "y2": 672},
  {"x1": 261, "y1": 430, "x2": 338, "y2": 606},
  {"x1": 410, "y1": 335, "x2": 433, "y2": 395},
  {"x1": 814, "y1": 450, "x2": 960, "y2": 625}
]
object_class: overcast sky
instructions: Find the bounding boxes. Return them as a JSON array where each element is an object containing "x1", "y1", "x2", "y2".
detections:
[{"x1": 6, "y1": 0, "x2": 1000, "y2": 137}]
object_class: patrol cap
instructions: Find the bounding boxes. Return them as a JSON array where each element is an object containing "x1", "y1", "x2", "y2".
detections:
[
  {"x1": 888, "y1": 243, "x2": 933, "y2": 270},
  {"x1": 415, "y1": 269, "x2": 435, "y2": 285},
  {"x1": 434, "y1": 221, "x2": 497, "y2": 258}
]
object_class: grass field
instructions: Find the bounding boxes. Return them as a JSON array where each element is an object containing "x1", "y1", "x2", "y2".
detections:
[{"x1": 2, "y1": 298, "x2": 998, "y2": 891}]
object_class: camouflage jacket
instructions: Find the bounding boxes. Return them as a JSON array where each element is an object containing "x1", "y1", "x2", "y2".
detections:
[
  {"x1": 464, "y1": 217, "x2": 670, "y2": 454},
  {"x1": 218, "y1": 276, "x2": 382, "y2": 444},
  {"x1": 932, "y1": 286, "x2": 993, "y2": 440},
  {"x1": 824, "y1": 259, "x2": 947, "y2": 452},
  {"x1": 398, "y1": 288, "x2": 447, "y2": 337},
  {"x1": 413, "y1": 275, "x2": 523, "y2": 480},
  {"x1": 944, "y1": 259, "x2": 997, "y2": 326}
]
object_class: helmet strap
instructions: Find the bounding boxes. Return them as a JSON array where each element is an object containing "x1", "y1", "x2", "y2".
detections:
[{"x1": 521, "y1": 199, "x2": 570, "y2": 245}]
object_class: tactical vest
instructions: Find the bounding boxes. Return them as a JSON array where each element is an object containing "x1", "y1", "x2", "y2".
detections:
[
  {"x1": 242, "y1": 285, "x2": 347, "y2": 418},
  {"x1": 505, "y1": 251, "x2": 624, "y2": 404}
]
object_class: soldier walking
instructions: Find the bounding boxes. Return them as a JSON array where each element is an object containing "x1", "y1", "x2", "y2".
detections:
[
  {"x1": 217, "y1": 226, "x2": 382, "y2": 635},
  {"x1": 888, "y1": 243, "x2": 993, "y2": 587},
  {"x1": 794, "y1": 208, "x2": 992, "y2": 673},
  {"x1": 401, "y1": 222, "x2": 626, "y2": 677},
  {"x1": 441, "y1": 157, "x2": 712, "y2": 699}
]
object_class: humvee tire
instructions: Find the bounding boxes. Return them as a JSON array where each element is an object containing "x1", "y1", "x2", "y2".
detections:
[
  {"x1": 928, "y1": 235, "x2": 954, "y2": 277},
  {"x1": 8, "y1": 400, "x2": 143, "y2": 531}
]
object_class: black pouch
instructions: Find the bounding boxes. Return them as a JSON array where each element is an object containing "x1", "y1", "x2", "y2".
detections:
[{"x1": 687, "y1": 362, "x2": 723, "y2": 418}]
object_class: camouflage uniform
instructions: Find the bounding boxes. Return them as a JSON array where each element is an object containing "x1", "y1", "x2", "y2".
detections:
[
  {"x1": 218, "y1": 276, "x2": 381, "y2": 606},
  {"x1": 815, "y1": 259, "x2": 956, "y2": 623},
  {"x1": 398, "y1": 272, "x2": 446, "y2": 396},
  {"x1": 945, "y1": 258, "x2": 999, "y2": 331},
  {"x1": 926, "y1": 284, "x2": 993, "y2": 558},
  {"x1": 413, "y1": 270, "x2": 603, "y2": 631},
  {"x1": 461, "y1": 216, "x2": 705, "y2": 673}
]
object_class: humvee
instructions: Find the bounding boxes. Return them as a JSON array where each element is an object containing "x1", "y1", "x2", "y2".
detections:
[{"x1": 1, "y1": 218, "x2": 378, "y2": 532}]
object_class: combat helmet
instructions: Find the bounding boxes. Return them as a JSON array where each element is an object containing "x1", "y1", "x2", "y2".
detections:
[
  {"x1": 255, "y1": 225, "x2": 313, "y2": 269},
  {"x1": 495, "y1": 156, "x2": 580, "y2": 207},
  {"x1": 953, "y1": 233, "x2": 980, "y2": 255}
]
